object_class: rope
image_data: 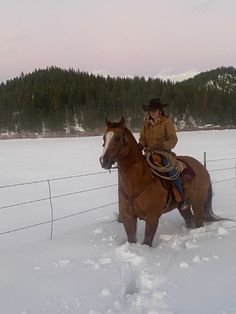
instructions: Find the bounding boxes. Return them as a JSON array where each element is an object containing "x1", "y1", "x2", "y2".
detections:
[{"x1": 145, "y1": 150, "x2": 180, "y2": 180}]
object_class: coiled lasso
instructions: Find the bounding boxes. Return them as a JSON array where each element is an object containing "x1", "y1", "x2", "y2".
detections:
[{"x1": 145, "y1": 150, "x2": 181, "y2": 180}]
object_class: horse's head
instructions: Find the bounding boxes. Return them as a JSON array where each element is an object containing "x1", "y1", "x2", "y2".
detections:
[{"x1": 100, "y1": 116, "x2": 131, "y2": 170}]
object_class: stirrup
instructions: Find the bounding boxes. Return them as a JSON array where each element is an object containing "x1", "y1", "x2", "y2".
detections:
[{"x1": 179, "y1": 201, "x2": 189, "y2": 211}]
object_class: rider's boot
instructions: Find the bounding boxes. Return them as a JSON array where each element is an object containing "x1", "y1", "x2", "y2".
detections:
[
  {"x1": 162, "y1": 156, "x2": 189, "y2": 211},
  {"x1": 173, "y1": 178, "x2": 189, "y2": 211}
]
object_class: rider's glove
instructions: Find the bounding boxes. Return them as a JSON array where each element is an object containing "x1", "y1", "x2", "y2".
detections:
[{"x1": 143, "y1": 147, "x2": 150, "y2": 154}]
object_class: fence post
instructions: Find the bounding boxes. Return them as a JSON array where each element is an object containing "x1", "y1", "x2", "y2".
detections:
[
  {"x1": 204, "y1": 152, "x2": 207, "y2": 168},
  {"x1": 235, "y1": 160, "x2": 236, "y2": 189},
  {"x1": 47, "y1": 180, "x2": 54, "y2": 239}
]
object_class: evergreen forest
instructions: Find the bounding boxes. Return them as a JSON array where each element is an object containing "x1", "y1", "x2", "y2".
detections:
[{"x1": 0, "y1": 66, "x2": 236, "y2": 135}]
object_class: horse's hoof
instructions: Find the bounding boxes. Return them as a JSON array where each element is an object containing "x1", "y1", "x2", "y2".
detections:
[
  {"x1": 185, "y1": 220, "x2": 195, "y2": 228},
  {"x1": 115, "y1": 213, "x2": 123, "y2": 223},
  {"x1": 195, "y1": 222, "x2": 204, "y2": 228},
  {"x1": 142, "y1": 241, "x2": 152, "y2": 247}
]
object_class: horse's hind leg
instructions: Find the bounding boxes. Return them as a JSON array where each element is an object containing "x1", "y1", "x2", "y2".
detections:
[
  {"x1": 178, "y1": 206, "x2": 195, "y2": 228},
  {"x1": 191, "y1": 200, "x2": 204, "y2": 228}
]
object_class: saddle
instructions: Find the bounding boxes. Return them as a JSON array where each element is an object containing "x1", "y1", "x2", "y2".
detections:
[
  {"x1": 149, "y1": 152, "x2": 196, "y2": 209},
  {"x1": 147, "y1": 152, "x2": 196, "y2": 210},
  {"x1": 177, "y1": 157, "x2": 196, "y2": 183},
  {"x1": 148, "y1": 152, "x2": 196, "y2": 183}
]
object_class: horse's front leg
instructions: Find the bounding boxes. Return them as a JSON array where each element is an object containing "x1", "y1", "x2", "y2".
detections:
[
  {"x1": 143, "y1": 217, "x2": 160, "y2": 247},
  {"x1": 121, "y1": 210, "x2": 137, "y2": 244}
]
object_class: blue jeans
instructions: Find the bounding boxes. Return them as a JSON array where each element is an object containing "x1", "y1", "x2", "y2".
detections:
[{"x1": 161, "y1": 157, "x2": 184, "y2": 196}]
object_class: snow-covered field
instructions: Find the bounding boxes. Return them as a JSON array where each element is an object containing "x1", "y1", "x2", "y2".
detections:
[{"x1": 0, "y1": 130, "x2": 236, "y2": 314}]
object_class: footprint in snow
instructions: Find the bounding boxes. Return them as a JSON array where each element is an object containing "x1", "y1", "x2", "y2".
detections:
[
  {"x1": 192, "y1": 254, "x2": 219, "y2": 264},
  {"x1": 99, "y1": 257, "x2": 112, "y2": 265},
  {"x1": 115, "y1": 243, "x2": 144, "y2": 266},
  {"x1": 33, "y1": 266, "x2": 41, "y2": 271},
  {"x1": 53, "y1": 260, "x2": 72, "y2": 267},
  {"x1": 83, "y1": 257, "x2": 112, "y2": 269},
  {"x1": 101, "y1": 288, "x2": 111, "y2": 296},
  {"x1": 83, "y1": 259, "x2": 100, "y2": 269},
  {"x1": 180, "y1": 261, "x2": 189, "y2": 268},
  {"x1": 217, "y1": 227, "x2": 228, "y2": 235},
  {"x1": 93, "y1": 227, "x2": 103, "y2": 235}
]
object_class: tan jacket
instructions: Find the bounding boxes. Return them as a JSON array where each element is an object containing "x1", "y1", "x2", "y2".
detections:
[{"x1": 139, "y1": 115, "x2": 178, "y2": 152}]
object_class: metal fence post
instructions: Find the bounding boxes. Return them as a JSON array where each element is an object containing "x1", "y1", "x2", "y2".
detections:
[
  {"x1": 235, "y1": 160, "x2": 236, "y2": 189},
  {"x1": 47, "y1": 180, "x2": 54, "y2": 239}
]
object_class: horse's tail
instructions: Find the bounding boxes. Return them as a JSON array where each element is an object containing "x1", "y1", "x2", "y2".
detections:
[{"x1": 204, "y1": 184, "x2": 229, "y2": 222}]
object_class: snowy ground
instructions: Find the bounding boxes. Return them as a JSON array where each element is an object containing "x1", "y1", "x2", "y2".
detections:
[{"x1": 0, "y1": 130, "x2": 236, "y2": 314}]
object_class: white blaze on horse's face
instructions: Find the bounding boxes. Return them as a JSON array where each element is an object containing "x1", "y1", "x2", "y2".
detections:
[
  {"x1": 102, "y1": 131, "x2": 114, "y2": 156},
  {"x1": 100, "y1": 131, "x2": 115, "y2": 168}
]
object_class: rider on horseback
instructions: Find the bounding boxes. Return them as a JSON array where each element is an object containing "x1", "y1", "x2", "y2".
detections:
[{"x1": 139, "y1": 98, "x2": 189, "y2": 211}]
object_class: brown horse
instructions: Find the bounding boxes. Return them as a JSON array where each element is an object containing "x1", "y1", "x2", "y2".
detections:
[{"x1": 100, "y1": 117, "x2": 223, "y2": 247}]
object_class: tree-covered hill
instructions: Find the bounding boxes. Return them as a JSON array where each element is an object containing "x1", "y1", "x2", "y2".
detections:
[
  {"x1": 0, "y1": 66, "x2": 235, "y2": 135},
  {"x1": 183, "y1": 66, "x2": 236, "y2": 92},
  {"x1": 178, "y1": 66, "x2": 236, "y2": 126}
]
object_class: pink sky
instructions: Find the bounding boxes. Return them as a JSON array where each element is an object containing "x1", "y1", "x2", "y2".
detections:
[{"x1": 0, "y1": 0, "x2": 235, "y2": 82}]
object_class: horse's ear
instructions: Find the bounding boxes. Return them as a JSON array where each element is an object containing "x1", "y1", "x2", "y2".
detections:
[
  {"x1": 105, "y1": 117, "x2": 112, "y2": 128},
  {"x1": 119, "y1": 116, "x2": 125, "y2": 129}
]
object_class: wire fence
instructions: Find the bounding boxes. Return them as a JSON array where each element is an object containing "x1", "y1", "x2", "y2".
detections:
[
  {"x1": 0, "y1": 183, "x2": 118, "y2": 211},
  {"x1": 0, "y1": 153, "x2": 235, "y2": 239},
  {"x1": 0, "y1": 201, "x2": 118, "y2": 236},
  {"x1": 0, "y1": 170, "x2": 116, "y2": 189},
  {"x1": 0, "y1": 169, "x2": 119, "y2": 238}
]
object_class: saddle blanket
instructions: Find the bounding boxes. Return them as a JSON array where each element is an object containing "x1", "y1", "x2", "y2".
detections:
[{"x1": 177, "y1": 157, "x2": 196, "y2": 182}]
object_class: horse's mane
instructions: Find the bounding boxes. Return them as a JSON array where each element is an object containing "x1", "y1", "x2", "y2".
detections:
[
  {"x1": 107, "y1": 122, "x2": 138, "y2": 147},
  {"x1": 108, "y1": 122, "x2": 121, "y2": 128},
  {"x1": 123, "y1": 126, "x2": 138, "y2": 145}
]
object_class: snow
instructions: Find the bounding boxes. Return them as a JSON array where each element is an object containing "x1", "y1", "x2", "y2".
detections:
[{"x1": 0, "y1": 130, "x2": 236, "y2": 314}]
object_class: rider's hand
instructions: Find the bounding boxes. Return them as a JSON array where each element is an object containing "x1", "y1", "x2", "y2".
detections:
[{"x1": 143, "y1": 147, "x2": 150, "y2": 154}]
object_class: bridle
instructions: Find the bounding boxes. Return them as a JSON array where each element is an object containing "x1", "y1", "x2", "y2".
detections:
[{"x1": 102, "y1": 128, "x2": 128, "y2": 169}]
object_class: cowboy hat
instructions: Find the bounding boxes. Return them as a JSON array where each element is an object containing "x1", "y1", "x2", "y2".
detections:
[{"x1": 142, "y1": 98, "x2": 168, "y2": 112}]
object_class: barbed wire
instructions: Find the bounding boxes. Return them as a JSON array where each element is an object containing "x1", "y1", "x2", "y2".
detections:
[
  {"x1": 0, "y1": 155, "x2": 235, "y2": 191},
  {"x1": 0, "y1": 155, "x2": 235, "y2": 190},
  {"x1": 0, "y1": 183, "x2": 118, "y2": 211},
  {"x1": 213, "y1": 177, "x2": 236, "y2": 184},
  {"x1": 0, "y1": 174, "x2": 234, "y2": 237},
  {"x1": 0, "y1": 201, "x2": 118, "y2": 236},
  {"x1": 0, "y1": 156, "x2": 235, "y2": 238},
  {"x1": 208, "y1": 166, "x2": 235, "y2": 173},
  {"x1": 0, "y1": 174, "x2": 233, "y2": 212},
  {"x1": 0, "y1": 170, "x2": 116, "y2": 189},
  {"x1": 206, "y1": 157, "x2": 236, "y2": 163},
  {"x1": 0, "y1": 197, "x2": 49, "y2": 211},
  {"x1": 0, "y1": 176, "x2": 233, "y2": 237}
]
